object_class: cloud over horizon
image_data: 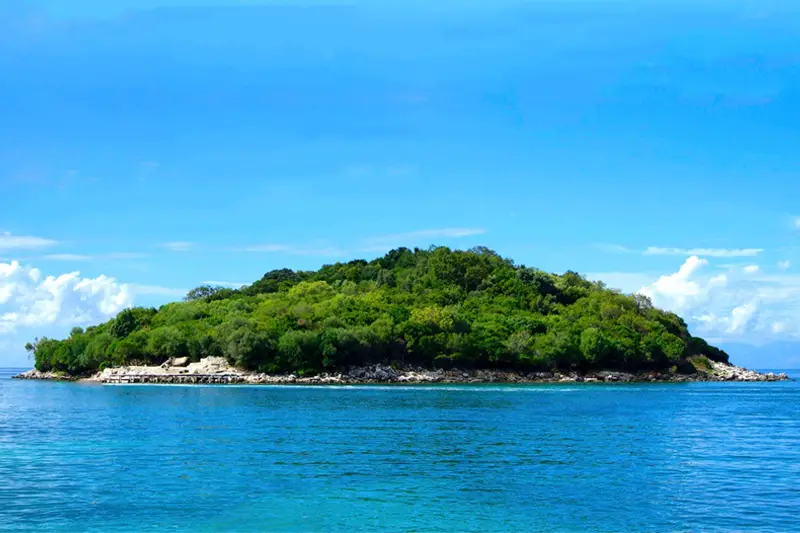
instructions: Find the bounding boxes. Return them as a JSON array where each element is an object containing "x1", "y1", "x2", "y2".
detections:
[
  {"x1": 0, "y1": 233, "x2": 58, "y2": 251},
  {"x1": 643, "y1": 247, "x2": 764, "y2": 258},
  {"x1": 595, "y1": 244, "x2": 765, "y2": 258},
  {"x1": 0, "y1": 260, "x2": 134, "y2": 335},
  {"x1": 162, "y1": 241, "x2": 193, "y2": 252},
  {"x1": 634, "y1": 257, "x2": 800, "y2": 342}
]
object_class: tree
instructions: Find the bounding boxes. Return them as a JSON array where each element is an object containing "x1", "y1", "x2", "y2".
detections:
[
  {"x1": 80, "y1": 333, "x2": 113, "y2": 371},
  {"x1": 25, "y1": 339, "x2": 40, "y2": 356},
  {"x1": 633, "y1": 293, "x2": 654, "y2": 312},
  {"x1": 580, "y1": 328, "x2": 610, "y2": 365},
  {"x1": 278, "y1": 330, "x2": 322, "y2": 373},
  {"x1": 110, "y1": 308, "x2": 155, "y2": 339},
  {"x1": 225, "y1": 328, "x2": 274, "y2": 369},
  {"x1": 146, "y1": 327, "x2": 187, "y2": 362},
  {"x1": 245, "y1": 268, "x2": 302, "y2": 295},
  {"x1": 185, "y1": 285, "x2": 224, "y2": 301}
]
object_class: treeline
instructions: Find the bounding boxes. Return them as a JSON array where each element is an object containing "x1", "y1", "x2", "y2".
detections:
[{"x1": 28, "y1": 246, "x2": 728, "y2": 376}]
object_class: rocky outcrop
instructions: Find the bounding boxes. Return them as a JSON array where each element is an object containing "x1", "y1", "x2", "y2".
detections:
[
  {"x1": 161, "y1": 356, "x2": 190, "y2": 368},
  {"x1": 15, "y1": 357, "x2": 790, "y2": 385},
  {"x1": 85, "y1": 356, "x2": 243, "y2": 384},
  {"x1": 705, "y1": 361, "x2": 788, "y2": 382},
  {"x1": 12, "y1": 369, "x2": 77, "y2": 381}
]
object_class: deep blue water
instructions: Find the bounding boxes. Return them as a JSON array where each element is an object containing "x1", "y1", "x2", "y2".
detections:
[{"x1": 1, "y1": 368, "x2": 799, "y2": 533}]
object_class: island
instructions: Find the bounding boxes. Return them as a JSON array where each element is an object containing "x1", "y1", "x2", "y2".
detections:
[{"x1": 15, "y1": 246, "x2": 788, "y2": 384}]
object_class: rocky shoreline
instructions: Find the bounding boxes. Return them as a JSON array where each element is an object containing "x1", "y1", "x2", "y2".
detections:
[
  {"x1": 12, "y1": 356, "x2": 790, "y2": 385},
  {"x1": 13, "y1": 369, "x2": 79, "y2": 381}
]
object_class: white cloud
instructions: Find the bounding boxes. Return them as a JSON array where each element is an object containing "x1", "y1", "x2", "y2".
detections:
[
  {"x1": 0, "y1": 232, "x2": 58, "y2": 250},
  {"x1": 794, "y1": 217, "x2": 800, "y2": 229},
  {"x1": 0, "y1": 261, "x2": 133, "y2": 335},
  {"x1": 743, "y1": 265, "x2": 761, "y2": 274},
  {"x1": 728, "y1": 301, "x2": 759, "y2": 334},
  {"x1": 778, "y1": 260, "x2": 791, "y2": 270},
  {"x1": 638, "y1": 256, "x2": 726, "y2": 314},
  {"x1": 595, "y1": 243, "x2": 765, "y2": 258},
  {"x1": 363, "y1": 228, "x2": 486, "y2": 251},
  {"x1": 592, "y1": 243, "x2": 633, "y2": 254},
  {"x1": 636, "y1": 257, "x2": 800, "y2": 342},
  {"x1": 643, "y1": 246, "x2": 763, "y2": 258},
  {"x1": 163, "y1": 241, "x2": 193, "y2": 252},
  {"x1": 696, "y1": 301, "x2": 760, "y2": 335}
]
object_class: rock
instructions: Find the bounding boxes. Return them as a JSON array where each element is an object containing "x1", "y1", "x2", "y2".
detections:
[
  {"x1": 596, "y1": 370, "x2": 635, "y2": 382},
  {"x1": 12, "y1": 369, "x2": 75, "y2": 381},
  {"x1": 172, "y1": 357, "x2": 190, "y2": 367},
  {"x1": 347, "y1": 364, "x2": 399, "y2": 382}
]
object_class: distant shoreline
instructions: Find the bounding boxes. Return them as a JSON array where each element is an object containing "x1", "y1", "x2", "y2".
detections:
[{"x1": 12, "y1": 357, "x2": 790, "y2": 385}]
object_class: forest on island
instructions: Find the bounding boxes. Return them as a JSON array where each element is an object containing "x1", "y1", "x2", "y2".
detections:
[{"x1": 28, "y1": 246, "x2": 728, "y2": 376}]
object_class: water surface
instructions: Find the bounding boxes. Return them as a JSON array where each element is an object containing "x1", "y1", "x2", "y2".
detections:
[{"x1": 1, "y1": 368, "x2": 798, "y2": 532}]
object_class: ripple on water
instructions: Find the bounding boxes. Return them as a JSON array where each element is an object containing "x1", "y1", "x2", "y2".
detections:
[{"x1": 0, "y1": 374, "x2": 798, "y2": 532}]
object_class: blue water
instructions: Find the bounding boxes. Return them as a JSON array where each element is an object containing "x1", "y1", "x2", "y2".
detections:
[{"x1": 2, "y1": 368, "x2": 799, "y2": 533}]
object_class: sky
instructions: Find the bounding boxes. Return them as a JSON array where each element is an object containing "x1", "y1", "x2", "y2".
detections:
[{"x1": 1, "y1": 0, "x2": 799, "y2": 368}]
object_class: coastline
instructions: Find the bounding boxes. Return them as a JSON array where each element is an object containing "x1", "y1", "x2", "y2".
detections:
[{"x1": 12, "y1": 357, "x2": 790, "y2": 385}]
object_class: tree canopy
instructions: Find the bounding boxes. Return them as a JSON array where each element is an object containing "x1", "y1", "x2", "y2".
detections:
[{"x1": 29, "y1": 246, "x2": 728, "y2": 376}]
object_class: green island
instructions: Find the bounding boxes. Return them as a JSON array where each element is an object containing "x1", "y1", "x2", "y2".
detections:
[{"x1": 20, "y1": 245, "x2": 750, "y2": 383}]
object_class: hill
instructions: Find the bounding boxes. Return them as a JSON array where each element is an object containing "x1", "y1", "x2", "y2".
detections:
[{"x1": 27, "y1": 246, "x2": 728, "y2": 376}]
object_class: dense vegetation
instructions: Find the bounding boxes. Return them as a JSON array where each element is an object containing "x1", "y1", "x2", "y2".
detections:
[{"x1": 27, "y1": 246, "x2": 728, "y2": 376}]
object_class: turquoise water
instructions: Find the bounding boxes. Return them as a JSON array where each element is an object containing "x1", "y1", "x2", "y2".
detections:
[{"x1": 2, "y1": 368, "x2": 799, "y2": 533}]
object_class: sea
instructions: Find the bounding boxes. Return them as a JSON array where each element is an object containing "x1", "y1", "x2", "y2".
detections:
[{"x1": 1, "y1": 367, "x2": 799, "y2": 533}]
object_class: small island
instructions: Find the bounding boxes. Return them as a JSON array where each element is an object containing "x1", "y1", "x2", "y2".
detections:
[{"x1": 15, "y1": 246, "x2": 788, "y2": 384}]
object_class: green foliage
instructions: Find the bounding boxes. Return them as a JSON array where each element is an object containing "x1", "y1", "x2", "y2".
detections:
[
  {"x1": 690, "y1": 355, "x2": 713, "y2": 373},
  {"x1": 146, "y1": 327, "x2": 187, "y2": 362},
  {"x1": 185, "y1": 285, "x2": 228, "y2": 301},
  {"x1": 29, "y1": 247, "x2": 728, "y2": 375},
  {"x1": 110, "y1": 307, "x2": 156, "y2": 339},
  {"x1": 225, "y1": 326, "x2": 275, "y2": 369}
]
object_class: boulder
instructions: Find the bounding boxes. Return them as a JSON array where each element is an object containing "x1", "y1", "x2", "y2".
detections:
[{"x1": 172, "y1": 357, "x2": 190, "y2": 367}]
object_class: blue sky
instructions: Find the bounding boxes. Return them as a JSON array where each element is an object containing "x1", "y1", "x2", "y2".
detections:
[{"x1": 1, "y1": 0, "x2": 799, "y2": 367}]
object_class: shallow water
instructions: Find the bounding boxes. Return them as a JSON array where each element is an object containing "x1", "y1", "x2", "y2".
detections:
[{"x1": 1, "y1": 368, "x2": 799, "y2": 532}]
